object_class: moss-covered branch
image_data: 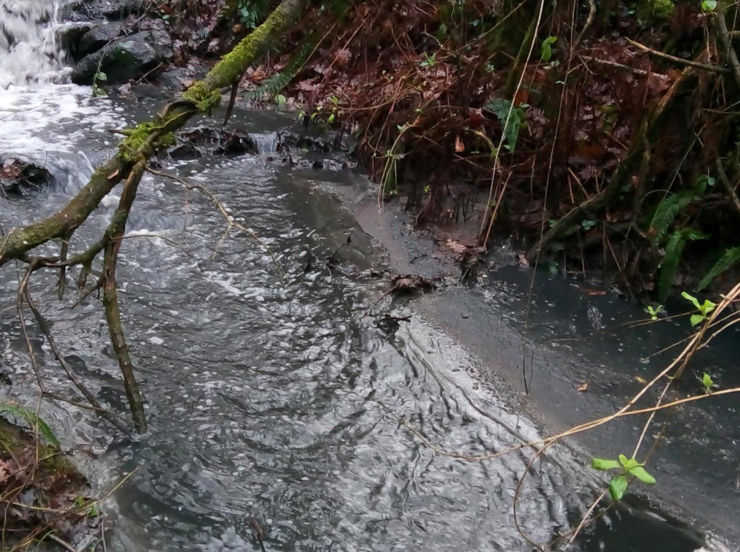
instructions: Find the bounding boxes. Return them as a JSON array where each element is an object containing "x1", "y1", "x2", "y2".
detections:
[
  {"x1": 0, "y1": 0, "x2": 307, "y2": 269},
  {"x1": 0, "y1": 0, "x2": 309, "y2": 435}
]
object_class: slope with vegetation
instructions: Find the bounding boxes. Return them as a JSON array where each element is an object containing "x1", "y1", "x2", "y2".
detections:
[{"x1": 155, "y1": 0, "x2": 740, "y2": 304}]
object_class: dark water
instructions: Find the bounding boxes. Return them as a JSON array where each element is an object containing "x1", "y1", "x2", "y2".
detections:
[{"x1": 0, "y1": 85, "x2": 733, "y2": 552}]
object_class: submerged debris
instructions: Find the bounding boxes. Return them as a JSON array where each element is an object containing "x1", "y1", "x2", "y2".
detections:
[{"x1": 0, "y1": 158, "x2": 54, "y2": 196}]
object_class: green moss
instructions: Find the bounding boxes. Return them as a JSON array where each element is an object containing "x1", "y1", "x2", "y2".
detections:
[
  {"x1": 638, "y1": 0, "x2": 674, "y2": 21},
  {"x1": 119, "y1": 122, "x2": 156, "y2": 163},
  {"x1": 183, "y1": 82, "x2": 222, "y2": 112},
  {"x1": 159, "y1": 132, "x2": 176, "y2": 148},
  {"x1": 202, "y1": 0, "x2": 304, "y2": 90}
]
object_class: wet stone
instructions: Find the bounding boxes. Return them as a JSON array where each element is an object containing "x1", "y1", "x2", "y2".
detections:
[
  {"x1": 70, "y1": 29, "x2": 173, "y2": 84},
  {"x1": 76, "y1": 21, "x2": 125, "y2": 59},
  {"x1": 0, "y1": 158, "x2": 54, "y2": 196},
  {"x1": 66, "y1": 0, "x2": 144, "y2": 22}
]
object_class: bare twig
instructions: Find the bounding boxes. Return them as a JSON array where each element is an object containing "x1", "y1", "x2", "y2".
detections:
[
  {"x1": 627, "y1": 38, "x2": 731, "y2": 74},
  {"x1": 23, "y1": 285, "x2": 130, "y2": 434},
  {"x1": 146, "y1": 168, "x2": 285, "y2": 286},
  {"x1": 714, "y1": 4, "x2": 740, "y2": 89},
  {"x1": 573, "y1": 0, "x2": 596, "y2": 52},
  {"x1": 715, "y1": 155, "x2": 740, "y2": 217}
]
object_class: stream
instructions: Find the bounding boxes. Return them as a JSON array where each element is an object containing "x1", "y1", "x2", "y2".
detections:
[{"x1": 0, "y1": 2, "x2": 736, "y2": 551}]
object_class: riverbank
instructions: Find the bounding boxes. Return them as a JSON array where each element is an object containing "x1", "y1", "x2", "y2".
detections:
[
  {"x1": 316, "y1": 163, "x2": 740, "y2": 547},
  {"x1": 1, "y1": 0, "x2": 738, "y2": 549}
]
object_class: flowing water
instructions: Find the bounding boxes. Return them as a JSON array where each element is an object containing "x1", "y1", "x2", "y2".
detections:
[{"x1": 0, "y1": 4, "x2": 735, "y2": 551}]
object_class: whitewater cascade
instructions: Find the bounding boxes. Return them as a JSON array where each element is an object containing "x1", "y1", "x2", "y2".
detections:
[{"x1": 0, "y1": 0, "x2": 68, "y2": 87}]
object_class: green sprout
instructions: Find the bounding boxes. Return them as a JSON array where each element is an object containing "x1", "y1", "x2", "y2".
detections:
[
  {"x1": 541, "y1": 36, "x2": 558, "y2": 62},
  {"x1": 681, "y1": 292, "x2": 716, "y2": 327},
  {"x1": 592, "y1": 454, "x2": 656, "y2": 501},
  {"x1": 646, "y1": 304, "x2": 663, "y2": 320}
]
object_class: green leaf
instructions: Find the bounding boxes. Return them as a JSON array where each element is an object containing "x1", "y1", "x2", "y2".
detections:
[
  {"x1": 699, "y1": 246, "x2": 740, "y2": 290},
  {"x1": 646, "y1": 305, "x2": 662, "y2": 320},
  {"x1": 648, "y1": 190, "x2": 697, "y2": 243},
  {"x1": 609, "y1": 475, "x2": 629, "y2": 501},
  {"x1": 484, "y1": 98, "x2": 524, "y2": 152},
  {"x1": 246, "y1": 32, "x2": 319, "y2": 101},
  {"x1": 96, "y1": 71, "x2": 107, "y2": 82},
  {"x1": 702, "y1": 0, "x2": 717, "y2": 11},
  {"x1": 629, "y1": 466, "x2": 656, "y2": 485},
  {"x1": 581, "y1": 219, "x2": 597, "y2": 230},
  {"x1": 618, "y1": 454, "x2": 642, "y2": 472},
  {"x1": 592, "y1": 458, "x2": 621, "y2": 471},
  {"x1": 681, "y1": 291, "x2": 702, "y2": 311},
  {"x1": 690, "y1": 314, "x2": 705, "y2": 327},
  {"x1": 658, "y1": 230, "x2": 686, "y2": 303},
  {"x1": 700, "y1": 299, "x2": 716, "y2": 316},
  {"x1": 541, "y1": 36, "x2": 557, "y2": 62},
  {"x1": 0, "y1": 403, "x2": 60, "y2": 449},
  {"x1": 274, "y1": 94, "x2": 287, "y2": 105},
  {"x1": 702, "y1": 372, "x2": 714, "y2": 391}
]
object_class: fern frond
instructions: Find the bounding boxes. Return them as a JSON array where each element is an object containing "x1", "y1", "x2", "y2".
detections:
[
  {"x1": 658, "y1": 230, "x2": 686, "y2": 303},
  {"x1": 698, "y1": 246, "x2": 740, "y2": 290},
  {"x1": 245, "y1": 34, "x2": 318, "y2": 101},
  {"x1": 0, "y1": 403, "x2": 60, "y2": 449},
  {"x1": 683, "y1": 229, "x2": 710, "y2": 241},
  {"x1": 648, "y1": 190, "x2": 695, "y2": 244}
]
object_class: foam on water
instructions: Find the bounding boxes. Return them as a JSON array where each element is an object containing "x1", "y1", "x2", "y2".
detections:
[
  {"x1": 0, "y1": 1, "x2": 124, "y2": 191},
  {"x1": 0, "y1": 84, "x2": 122, "y2": 190}
]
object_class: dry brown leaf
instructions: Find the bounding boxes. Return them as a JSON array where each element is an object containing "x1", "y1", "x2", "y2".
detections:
[
  {"x1": 577, "y1": 382, "x2": 589, "y2": 392},
  {"x1": 635, "y1": 376, "x2": 647, "y2": 384},
  {"x1": 454, "y1": 135, "x2": 465, "y2": 153},
  {"x1": 579, "y1": 288, "x2": 607, "y2": 296},
  {"x1": 445, "y1": 239, "x2": 468, "y2": 254}
]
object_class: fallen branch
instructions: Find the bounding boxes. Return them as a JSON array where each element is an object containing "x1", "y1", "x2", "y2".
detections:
[
  {"x1": 626, "y1": 38, "x2": 731, "y2": 74},
  {"x1": 0, "y1": 0, "x2": 307, "y2": 434},
  {"x1": 23, "y1": 285, "x2": 130, "y2": 434}
]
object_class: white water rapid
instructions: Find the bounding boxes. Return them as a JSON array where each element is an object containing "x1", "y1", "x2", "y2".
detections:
[
  {"x1": 0, "y1": 0, "x2": 124, "y2": 193},
  {"x1": 0, "y1": 0, "x2": 69, "y2": 87}
]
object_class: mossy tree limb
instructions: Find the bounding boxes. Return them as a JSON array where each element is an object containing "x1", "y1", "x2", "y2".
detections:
[
  {"x1": 0, "y1": 0, "x2": 309, "y2": 434},
  {"x1": 0, "y1": 0, "x2": 307, "y2": 270}
]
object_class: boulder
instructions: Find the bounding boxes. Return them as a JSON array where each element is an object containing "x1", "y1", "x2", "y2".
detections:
[
  {"x1": 70, "y1": 29, "x2": 173, "y2": 84},
  {"x1": 66, "y1": 0, "x2": 144, "y2": 22},
  {"x1": 77, "y1": 21, "x2": 125, "y2": 59},
  {"x1": 56, "y1": 22, "x2": 96, "y2": 61}
]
